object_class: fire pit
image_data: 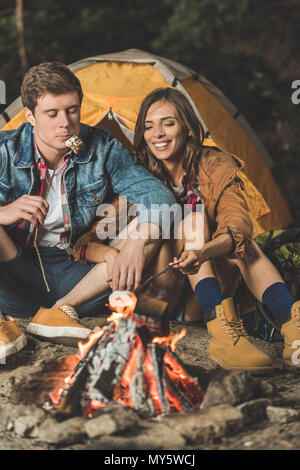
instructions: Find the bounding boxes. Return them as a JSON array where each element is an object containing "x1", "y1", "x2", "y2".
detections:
[{"x1": 43, "y1": 292, "x2": 204, "y2": 420}]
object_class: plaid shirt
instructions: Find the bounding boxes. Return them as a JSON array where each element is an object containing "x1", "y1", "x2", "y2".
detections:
[
  {"x1": 13, "y1": 142, "x2": 73, "y2": 254},
  {"x1": 170, "y1": 174, "x2": 202, "y2": 210}
]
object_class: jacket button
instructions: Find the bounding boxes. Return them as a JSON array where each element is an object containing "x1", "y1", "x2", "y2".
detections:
[{"x1": 92, "y1": 193, "x2": 100, "y2": 203}]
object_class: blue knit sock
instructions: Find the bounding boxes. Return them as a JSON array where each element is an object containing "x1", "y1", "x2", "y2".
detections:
[
  {"x1": 195, "y1": 277, "x2": 223, "y2": 312},
  {"x1": 262, "y1": 282, "x2": 295, "y2": 318}
]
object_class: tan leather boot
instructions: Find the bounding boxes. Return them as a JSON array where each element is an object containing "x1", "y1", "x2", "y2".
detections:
[
  {"x1": 207, "y1": 298, "x2": 273, "y2": 372},
  {"x1": 281, "y1": 301, "x2": 300, "y2": 367},
  {"x1": 0, "y1": 314, "x2": 27, "y2": 361}
]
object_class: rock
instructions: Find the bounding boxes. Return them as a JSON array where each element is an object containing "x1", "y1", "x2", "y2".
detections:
[
  {"x1": 266, "y1": 406, "x2": 300, "y2": 424},
  {"x1": 36, "y1": 416, "x2": 87, "y2": 445},
  {"x1": 136, "y1": 421, "x2": 186, "y2": 449},
  {"x1": 84, "y1": 422, "x2": 186, "y2": 450},
  {"x1": 29, "y1": 416, "x2": 58, "y2": 438},
  {"x1": 258, "y1": 380, "x2": 274, "y2": 397},
  {"x1": 84, "y1": 403, "x2": 140, "y2": 439},
  {"x1": 201, "y1": 370, "x2": 274, "y2": 408},
  {"x1": 0, "y1": 403, "x2": 46, "y2": 433},
  {"x1": 237, "y1": 398, "x2": 272, "y2": 424},
  {"x1": 161, "y1": 404, "x2": 243, "y2": 444},
  {"x1": 202, "y1": 405, "x2": 244, "y2": 434},
  {"x1": 0, "y1": 404, "x2": 15, "y2": 431},
  {"x1": 286, "y1": 421, "x2": 300, "y2": 438},
  {"x1": 14, "y1": 407, "x2": 47, "y2": 436}
]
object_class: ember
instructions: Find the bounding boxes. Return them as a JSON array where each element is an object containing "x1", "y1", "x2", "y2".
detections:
[{"x1": 44, "y1": 292, "x2": 204, "y2": 419}]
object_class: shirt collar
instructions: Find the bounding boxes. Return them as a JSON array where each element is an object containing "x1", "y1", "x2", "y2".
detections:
[
  {"x1": 170, "y1": 173, "x2": 188, "y2": 189},
  {"x1": 33, "y1": 140, "x2": 72, "y2": 167}
]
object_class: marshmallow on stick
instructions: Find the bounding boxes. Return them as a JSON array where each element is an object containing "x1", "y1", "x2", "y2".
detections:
[{"x1": 65, "y1": 135, "x2": 84, "y2": 154}]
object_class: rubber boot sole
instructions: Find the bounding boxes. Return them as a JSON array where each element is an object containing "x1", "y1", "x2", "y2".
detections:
[
  {"x1": 26, "y1": 322, "x2": 91, "y2": 347},
  {"x1": 209, "y1": 354, "x2": 273, "y2": 374},
  {"x1": 0, "y1": 333, "x2": 27, "y2": 361}
]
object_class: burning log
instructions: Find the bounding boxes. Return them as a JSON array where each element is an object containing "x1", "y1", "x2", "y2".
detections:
[{"x1": 44, "y1": 292, "x2": 204, "y2": 420}]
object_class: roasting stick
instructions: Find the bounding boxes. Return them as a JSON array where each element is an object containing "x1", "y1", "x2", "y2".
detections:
[
  {"x1": 102, "y1": 260, "x2": 181, "y2": 303},
  {"x1": 135, "y1": 261, "x2": 180, "y2": 295}
]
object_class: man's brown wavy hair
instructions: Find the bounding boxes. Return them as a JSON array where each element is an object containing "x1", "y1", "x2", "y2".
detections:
[
  {"x1": 134, "y1": 87, "x2": 205, "y2": 194},
  {"x1": 21, "y1": 61, "x2": 83, "y2": 114}
]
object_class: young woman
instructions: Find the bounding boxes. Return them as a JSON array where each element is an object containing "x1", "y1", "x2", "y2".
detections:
[{"x1": 133, "y1": 87, "x2": 300, "y2": 371}]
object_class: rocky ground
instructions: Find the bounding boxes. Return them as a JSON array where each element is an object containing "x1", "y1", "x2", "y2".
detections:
[{"x1": 0, "y1": 315, "x2": 300, "y2": 451}]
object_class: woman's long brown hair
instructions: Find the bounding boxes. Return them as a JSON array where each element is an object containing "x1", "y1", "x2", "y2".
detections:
[{"x1": 134, "y1": 87, "x2": 205, "y2": 194}]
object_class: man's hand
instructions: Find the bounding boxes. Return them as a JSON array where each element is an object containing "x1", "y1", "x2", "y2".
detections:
[
  {"x1": 108, "y1": 238, "x2": 146, "y2": 292},
  {"x1": 171, "y1": 249, "x2": 205, "y2": 275},
  {"x1": 0, "y1": 195, "x2": 49, "y2": 226},
  {"x1": 103, "y1": 246, "x2": 120, "y2": 284}
]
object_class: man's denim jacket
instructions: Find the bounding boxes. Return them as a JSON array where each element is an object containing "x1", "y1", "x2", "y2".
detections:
[{"x1": 0, "y1": 122, "x2": 176, "y2": 246}]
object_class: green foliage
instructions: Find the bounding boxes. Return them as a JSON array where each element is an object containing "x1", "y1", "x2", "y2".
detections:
[
  {"x1": 151, "y1": 0, "x2": 300, "y2": 222},
  {"x1": 0, "y1": 0, "x2": 172, "y2": 102}
]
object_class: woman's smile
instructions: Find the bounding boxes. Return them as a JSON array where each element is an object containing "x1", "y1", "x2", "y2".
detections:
[
  {"x1": 152, "y1": 140, "x2": 171, "y2": 150},
  {"x1": 144, "y1": 100, "x2": 189, "y2": 163}
]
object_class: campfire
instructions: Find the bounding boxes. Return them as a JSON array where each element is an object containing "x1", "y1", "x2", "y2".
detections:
[{"x1": 44, "y1": 292, "x2": 204, "y2": 420}]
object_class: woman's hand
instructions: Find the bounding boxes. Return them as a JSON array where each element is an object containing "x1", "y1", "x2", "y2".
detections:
[
  {"x1": 170, "y1": 249, "x2": 205, "y2": 275},
  {"x1": 170, "y1": 234, "x2": 234, "y2": 276}
]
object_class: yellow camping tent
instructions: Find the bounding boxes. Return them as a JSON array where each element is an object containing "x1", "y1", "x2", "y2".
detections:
[{"x1": 0, "y1": 48, "x2": 293, "y2": 235}]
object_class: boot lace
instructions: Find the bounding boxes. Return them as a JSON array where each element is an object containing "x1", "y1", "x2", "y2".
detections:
[
  {"x1": 294, "y1": 311, "x2": 300, "y2": 329},
  {"x1": 221, "y1": 316, "x2": 249, "y2": 345},
  {"x1": 59, "y1": 305, "x2": 79, "y2": 321}
]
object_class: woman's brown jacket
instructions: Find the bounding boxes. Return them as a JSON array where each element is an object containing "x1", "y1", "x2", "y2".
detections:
[
  {"x1": 72, "y1": 147, "x2": 254, "y2": 262},
  {"x1": 197, "y1": 147, "x2": 253, "y2": 258}
]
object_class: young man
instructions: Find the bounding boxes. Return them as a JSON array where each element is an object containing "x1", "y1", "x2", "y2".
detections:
[{"x1": 0, "y1": 61, "x2": 176, "y2": 359}]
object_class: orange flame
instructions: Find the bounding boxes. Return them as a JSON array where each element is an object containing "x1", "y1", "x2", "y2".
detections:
[
  {"x1": 48, "y1": 291, "x2": 193, "y2": 416},
  {"x1": 152, "y1": 328, "x2": 186, "y2": 352},
  {"x1": 77, "y1": 326, "x2": 105, "y2": 360},
  {"x1": 83, "y1": 399, "x2": 107, "y2": 418},
  {"x1": 49, "y1": 388, "x2": 64, "y2": 406}
]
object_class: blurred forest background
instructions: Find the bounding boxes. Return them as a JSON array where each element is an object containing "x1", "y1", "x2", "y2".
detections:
[{"x1": 0, "y1": 0, "x2": 299, "y2": 224}]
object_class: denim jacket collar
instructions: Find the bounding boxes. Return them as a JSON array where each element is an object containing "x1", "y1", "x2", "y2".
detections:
[{"x1": 13, "y1": 123, "x2": 35, "y2": 168}]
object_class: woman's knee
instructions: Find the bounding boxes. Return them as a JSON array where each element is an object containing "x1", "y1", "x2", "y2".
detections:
[{"x1": 180, "y1": 210, "x2": 210, "y2": 250}]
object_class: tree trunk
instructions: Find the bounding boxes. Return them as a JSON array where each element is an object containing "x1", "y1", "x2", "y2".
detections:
[{"x1": 15, "y1": 0, "x2": 28, "y2": 74}]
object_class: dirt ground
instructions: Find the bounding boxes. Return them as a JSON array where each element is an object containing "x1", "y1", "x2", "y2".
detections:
[{"x1": 0, "y1": 314, "x2": 300, "y2": 451}]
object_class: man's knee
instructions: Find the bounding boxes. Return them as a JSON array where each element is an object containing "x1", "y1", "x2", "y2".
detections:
[{"x1": 0, "y1": 226, "x2": 18, "y2": 263}]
